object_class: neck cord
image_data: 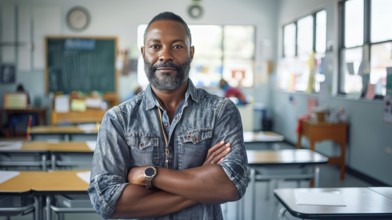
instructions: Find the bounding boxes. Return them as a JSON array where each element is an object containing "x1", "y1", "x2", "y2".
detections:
[{"x1": 157, "y1": 108, "x2": 170, "y2": 168}]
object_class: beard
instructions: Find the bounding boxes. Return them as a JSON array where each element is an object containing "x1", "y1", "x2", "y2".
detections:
[{"x1": 144, "y1": 59, "x2": 191, "y2": 91}]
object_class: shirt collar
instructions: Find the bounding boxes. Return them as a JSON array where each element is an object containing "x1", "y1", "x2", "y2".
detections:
[{"x1": 144, "y1": 79, "x2": 200, "y2": 110}]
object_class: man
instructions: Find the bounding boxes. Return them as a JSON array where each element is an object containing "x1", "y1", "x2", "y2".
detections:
[{"x1": 88, "y1": 11, "x2": 249, "y2": 219}]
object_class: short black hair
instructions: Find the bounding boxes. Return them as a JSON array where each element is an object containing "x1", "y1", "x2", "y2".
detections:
[{"x1": 144, "y1": 11, "x2": 192, "y2": 45}]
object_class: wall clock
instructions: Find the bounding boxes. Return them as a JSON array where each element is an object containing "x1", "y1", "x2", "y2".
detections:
[{"x1": 66, "y1": 6, "x2": 90, "y2": 32}]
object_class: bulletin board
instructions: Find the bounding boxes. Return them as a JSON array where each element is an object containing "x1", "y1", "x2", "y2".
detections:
[{"x1": 45, "y1": 36, "x2": 118, "y2": 94}]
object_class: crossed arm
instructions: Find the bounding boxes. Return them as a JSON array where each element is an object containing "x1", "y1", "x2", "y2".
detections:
[{"x1": 112, "y1": 141, "x2": 237, "y2": 218}]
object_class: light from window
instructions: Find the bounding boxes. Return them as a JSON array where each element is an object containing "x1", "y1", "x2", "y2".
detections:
[
  {"x1": 371, "y1": 0, "x2": 392, "y2": 42},
  {"x1": 137, "y1": 24, "x2": 255, "y2": 89},
  {"x1": 345, "y1": 0, "x2": 364, "y2": 47},
  {"x1": 340, "y1": 47, "x2": 363, "y2": 94},
  {"x1": 370, "y1": 43, "x2": 391, "y2": 95},
  {"x1": 283, "y1": 24, "x2": 296, "y2": 58},
  {"x1": 316, "y1": 10, "x2": 326, "y2": 53},
  {"x1": 297, "y1": 16, "x2": 313, "y2": 56}
]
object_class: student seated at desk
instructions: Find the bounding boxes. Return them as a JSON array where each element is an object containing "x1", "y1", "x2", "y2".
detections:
[
  {"x1": 219, "y1": 78, "x2": 248, "y2": 106},
  {"x1": 9, "y1": 83, "x2": 36, "y2": 135}
]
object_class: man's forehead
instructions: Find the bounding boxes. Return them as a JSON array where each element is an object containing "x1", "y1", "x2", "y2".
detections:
[{"x1": 145, "y1": 20, "x2": 189, "y2": 43}]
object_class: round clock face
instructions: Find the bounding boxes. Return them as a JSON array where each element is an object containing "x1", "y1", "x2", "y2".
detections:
[{"x1": 66, "y1": 7, "x2": 90, "y2": 31}]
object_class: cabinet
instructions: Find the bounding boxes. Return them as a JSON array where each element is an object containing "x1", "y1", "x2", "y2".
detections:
[{"x1": 296, "y1": 120, "x2": 348, "y2": 180}]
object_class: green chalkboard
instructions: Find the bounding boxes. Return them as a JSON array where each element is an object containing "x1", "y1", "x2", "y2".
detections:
[{"x1": 46, "y1": 36, "x2": 117, "y2": 94}]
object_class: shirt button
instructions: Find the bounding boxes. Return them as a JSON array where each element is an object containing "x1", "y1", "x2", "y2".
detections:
[
  {"x1": 139, "y1": 143, "x2": 144, "y2": 147},
  {"x1": 164, "y1": 123, "x2": 169, "y2": 127}
]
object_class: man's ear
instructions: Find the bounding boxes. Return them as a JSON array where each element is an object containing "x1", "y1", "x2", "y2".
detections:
[
  {"x1": 141, "y1": 46, "x2": 145, "y2": 55},
  {"x1": 190, "y1": 46, "x2": 195, "y2": 61}
]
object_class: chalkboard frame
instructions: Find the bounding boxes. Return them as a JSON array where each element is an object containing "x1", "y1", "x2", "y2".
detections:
[{"x1": 45, "y1": 36, "x2": 118, "y2": 95}]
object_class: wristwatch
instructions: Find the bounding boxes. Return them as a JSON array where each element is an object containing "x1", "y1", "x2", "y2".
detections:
[{"x1": 144, "y1": 166, "x2": 157, "y2": 189}]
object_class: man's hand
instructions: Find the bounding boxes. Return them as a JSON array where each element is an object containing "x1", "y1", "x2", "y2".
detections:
[
  {"x1": 128, "y1": 167, "x2": 145, "y2": 186},
  {"x1": 203, "y1": 140, "x2": 231, "y2": 165}
]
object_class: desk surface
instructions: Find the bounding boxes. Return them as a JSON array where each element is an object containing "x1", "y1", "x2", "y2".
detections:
[
  {"x1": 0, "y1": 171, "x2": 89, "y2": 194},
  {"x1": 30, "y1": 125, "x2": 98, "y2": 135},
  {"x1": 247, "y1": 149, "x2": 328, "y2": 166},
  {"x1": 244, "y1": 131, "x2": 284, "y2": 143},
  {"x1": 32, "y1": 170, "x2": 89, "y2": 193},
  {"x1": 274, "y1": 187, "x2": 392, "y2": 219},
  {"x1": 0, "y1": 171, "x2": 39, "y2": 193},
  {"x1": 0, "y1": 141, "x2": 94, "y2": 152},
  {"x1": 23, "y1": 141, "x2": 93, "y2": 152}
]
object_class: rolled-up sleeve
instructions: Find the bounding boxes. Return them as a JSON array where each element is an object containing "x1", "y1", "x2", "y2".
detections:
[
  {"x1": 215, "y1": 100, "x2": 249, "y2": 198},
  {"x1": 88, "y1": 174, "x2": 128, "y2": 219},
  {"x1": 88, "y1": 107, "x2": 131, "y2": 219}
]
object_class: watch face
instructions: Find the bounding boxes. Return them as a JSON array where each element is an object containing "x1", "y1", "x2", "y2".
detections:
[
  {"x1": 145, "y1": 167, "x2": 156, "y2": 177},
  {"x1": 67, "y1": 6, "x2": 90, "y2": 31}
]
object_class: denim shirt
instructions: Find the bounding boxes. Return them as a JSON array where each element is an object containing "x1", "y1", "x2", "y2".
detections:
[{"x1": 88, "y1": 80, "x2": 249, "y2": 220}]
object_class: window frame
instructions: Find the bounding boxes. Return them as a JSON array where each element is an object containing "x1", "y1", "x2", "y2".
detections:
[
  {"x1": 281, "y1": 9, "x2": 327, "y2": 93},
  {"x1": 338, "y1": 0, "x2": 391, "y2": 98}
]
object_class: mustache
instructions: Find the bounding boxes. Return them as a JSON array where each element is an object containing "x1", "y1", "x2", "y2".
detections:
[{"x1": 152, "y1": 62, "x2": 178, "y2": 70}]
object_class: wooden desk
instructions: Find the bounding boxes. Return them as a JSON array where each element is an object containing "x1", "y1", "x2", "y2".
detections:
[
  {"x1": 22, "y1": 141, "x2": 93, "y2": 152},
  {"x1": 2, "y1": 108, "x2": 47, "y2": 137},
  {"x1": 30, "y1": 125, "x2": 98, "y2": 141},
  {"x1": 274, "y1": 187, "x2": 392, "y2": 219},
  {"x1": 0, "y1": 171, "x2": 41, "y2": 219},
  {"x1": 51, "y1": 109, "x2": 105, "y2": 126},
  {"x1": 0, "y1": 141, "x2": 94, "y2": 170},
  {"x1": 0, "y1": 141, "x2": 49, "y2": 170},
  {"x1": 0, "y1": 170, "x2": 92, "y2": 220},
  {"x1": 296, "y1": 120, "x2": 348, "y2": 180},
  {"x1": 245, "y1": 149, "x2": 328, "y2": 220},
  {"x1": 32, "y1": 170, "x2": 92, "y2": 220},
  {"x1": 244, "y1": 131, "x2": 284, "y2": 143}
]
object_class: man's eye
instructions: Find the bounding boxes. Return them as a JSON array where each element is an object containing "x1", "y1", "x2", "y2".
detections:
[
  {"x1": 173, "y1": 45, "x2": 184, "y2": 49},
  {"x1": 150, "y1": 45, "x2": 160, "y2": 49}
]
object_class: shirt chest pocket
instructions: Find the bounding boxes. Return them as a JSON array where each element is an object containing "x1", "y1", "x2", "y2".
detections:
[
  {"x1": 126, "y1": 133, "x2": 159, "y2": 152},
  {"x1": 178, "y1": 129, "x2": 212, "y2": 157}
]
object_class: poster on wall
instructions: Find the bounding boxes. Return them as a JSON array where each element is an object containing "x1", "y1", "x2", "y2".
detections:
[
  {"x1": 384, "y1": 95, "x2": 392, "y2": 123},
  {"x1": 0, "y1": 64, "x2": 16, "y2": 84}
]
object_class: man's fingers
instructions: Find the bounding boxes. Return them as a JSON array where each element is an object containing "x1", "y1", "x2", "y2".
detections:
[{"x1": 210, "y1": 145, "x2": 231, "y2": 164}]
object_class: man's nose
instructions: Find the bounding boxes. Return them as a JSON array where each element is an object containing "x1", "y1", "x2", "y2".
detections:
[{"x1": 159, "y1": 47, "x2": 173, "y2": 62}]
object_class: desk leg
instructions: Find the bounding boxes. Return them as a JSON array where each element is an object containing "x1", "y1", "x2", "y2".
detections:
[
  {"x1": 34, "y1": 196, "x2": 39, "y2": 220},
  {"x1": 251, "y1": 168, "x2": 256, "y2": 220},
  {"x1": 51, "y1": 154, "x2": 56, "y2": 170},
  {"x1": 340, "y1": 142, "x2": 346, "y2": 180},
  {"x1": 296, "y1": 134, "x2": 302, "y2": 149},
  {"x1": 46, "y1": 196, "x2": 52, "y2": 220},
  {"x1": 314, "y1": 166, "x2": 320, "y2": 187},
  {"x1": 42, "y1": 154, "x2": 47, "y2": 171}
]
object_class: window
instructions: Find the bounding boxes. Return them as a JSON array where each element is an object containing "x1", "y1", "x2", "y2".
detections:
[
  {"x1": 339, "y1": 0, "x2": 392, "y2": 97},
  {"x1": 283, "y1": 23, "x2": 296, "y2": 58},
  {"x1": 279, "y1": 10, "x2": 327, "y2": 93},
  {"x1": 137, "y1": 25, "x2": 255, "y2": 89}
]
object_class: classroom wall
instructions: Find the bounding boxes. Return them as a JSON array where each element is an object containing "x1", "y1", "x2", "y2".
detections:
[
  {"x1": 273, "y1": 0, "x2": 392, "y2": 185},
  {"x1": 0, "y1": 0, "x2": 278, "y2": 107}
]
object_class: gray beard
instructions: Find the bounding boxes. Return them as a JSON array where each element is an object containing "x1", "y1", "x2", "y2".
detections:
[{"x1": 145, "y1": 60, "x2": 191, "y2": 91}]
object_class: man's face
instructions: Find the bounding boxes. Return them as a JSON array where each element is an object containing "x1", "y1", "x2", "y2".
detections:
[{"x1": 142, "y1": 20, "x2": 194, "y2": 91}]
